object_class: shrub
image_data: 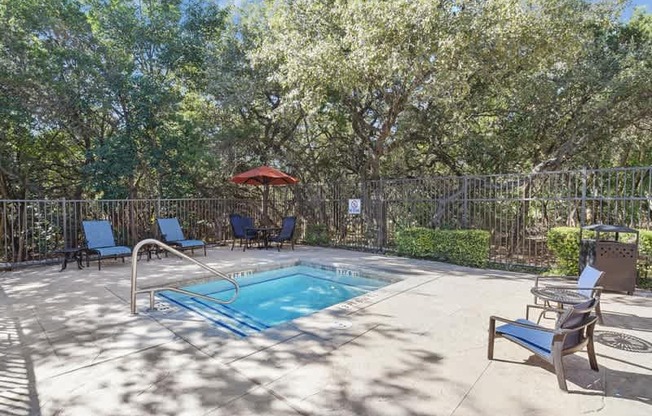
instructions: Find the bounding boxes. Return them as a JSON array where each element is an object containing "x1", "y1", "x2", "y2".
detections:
[
  {"x1": 546, "y1": 227, "x2": 581, "y2": 275},
  {"x1": 639, "y1": 230, "x2": 652, "y2": 258},
  {"x1": 396, "y1": 227, "x2": 490, "y2": 268},
  {"x1": 638, "y1": 230, "x2": 652, "y2": 289},
  {"x1": 304, "y1": 223, "x2": 330, "y2": 246}
]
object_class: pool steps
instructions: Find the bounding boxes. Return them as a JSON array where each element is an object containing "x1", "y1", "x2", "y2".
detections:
[{"x1": 160, "y1": 292, "x2": 266, "y2": 337}]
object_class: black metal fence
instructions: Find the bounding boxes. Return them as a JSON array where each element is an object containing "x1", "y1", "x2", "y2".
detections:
[{"x1": 2, "y1": 166, "x2": 651, "y2": 269}]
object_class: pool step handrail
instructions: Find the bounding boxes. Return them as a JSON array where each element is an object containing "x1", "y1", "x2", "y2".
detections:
[{"x1": 130, "y1": 238, "x2": 239, "y2": 315}]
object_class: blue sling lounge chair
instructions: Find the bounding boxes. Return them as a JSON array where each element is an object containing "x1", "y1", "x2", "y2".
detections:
[
  {"x1": 82, "y1": 220, "x2": 132, "y2": 270},
  {"x1": 488, "y1": 298, "x2": 599, "y2": 391},
  {"x1": 229, "y1": 214, "x2": 258, "y2": 251},
  {"x1": 269, "y1": 216, "x2": 296, "y2": 251},
  {"x1": 156, "y1": 218, "x2": 206, "y2": 256}
]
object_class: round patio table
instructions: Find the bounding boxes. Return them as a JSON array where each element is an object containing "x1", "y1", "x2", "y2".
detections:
[
  {"x1": 247, "y1": 226, "x2": 281, "y2": 249},
  {"x1": 56, "y1": 247, "x2": 85, "y2": 272},
  {"x1": 530, "y1": 287, "x2": 590, "y2": 306}
]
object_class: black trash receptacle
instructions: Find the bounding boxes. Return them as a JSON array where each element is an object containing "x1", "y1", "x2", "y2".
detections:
[{"x1": 579, "y1": 224, "x2": 638, "y2": 295}]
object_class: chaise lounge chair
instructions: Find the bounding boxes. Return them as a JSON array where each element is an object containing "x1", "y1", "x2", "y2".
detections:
[
  {"x1": 488, "y1": 298, "x2": 599, "y2": 391},
  {"x1": 82, "y1": 220, "x2": 132, "y2": 270},
  {"x1": 156, "y1": 217, "x2": 206, "y2": 256},
  {"x1": 269, "y1": 216, "x2": 296, "y2": 251}
]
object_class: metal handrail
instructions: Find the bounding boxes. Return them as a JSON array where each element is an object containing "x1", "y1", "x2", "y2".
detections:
[{"x1": 130, "y1": 239, "x2": 239, "y2": 314}]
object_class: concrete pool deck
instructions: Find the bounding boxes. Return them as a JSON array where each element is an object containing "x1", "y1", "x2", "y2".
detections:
[{"x1": 1, "y1": 246, "x2": 650, "y2": 415}]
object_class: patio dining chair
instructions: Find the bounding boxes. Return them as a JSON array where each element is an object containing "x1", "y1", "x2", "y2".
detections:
[
  {"x1": 269, "y1": 216, "x2": 296, "y2": 251},
  {"x1": 229, "y1": 214, "x2": 258, "y2": 251},
  {"x1": 156, "y1": 218, "x2": 206, "y2": 256},
  {"x1": 529, "y1": 265, "x2": 605, "y2": 324},
  {"x1": 82, "y1": 220, "x2": 132, "y2": 270},
  {"x1": 488, "y1": 298, "x2": 599, "y2": 391}
]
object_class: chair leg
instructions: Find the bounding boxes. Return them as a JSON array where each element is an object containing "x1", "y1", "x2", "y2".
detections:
[
  {"x1": 595, "y1": 302, "x2": 604, "y2": 325},
  {"x1": 98, "y1": 256, "x2": 102, "y2": 270},
  {"x1": 203, "y1": 246, "x2": 207, "y2": 256},
  {"x1": 487, "y1": 317, "x2": 496, "y2": 360},
  {"x1": 536, "y1": 300, "x2": 558, "y2": 323},
  {"x1": 586, "y1": 325, "x2": 599, "y2": 371},
  {"x1": 525, "y1": 304, "x2": 545, "y2": 323},
  {"x1": 231, "y1": 238, "x2": 235, "y2": 251},
  {"x1": 552, "y1": 343, "x2": 568, "y2": 391}
]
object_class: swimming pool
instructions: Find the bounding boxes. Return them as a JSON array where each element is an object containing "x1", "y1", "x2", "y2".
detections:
[{"x1": 159, "y1": 265, "x2": 389, "y2": 337}]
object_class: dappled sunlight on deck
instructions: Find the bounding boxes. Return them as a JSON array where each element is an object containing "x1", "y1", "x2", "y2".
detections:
[{"x1": 1, "y1": 246, "x2": 650, "y2": 415}]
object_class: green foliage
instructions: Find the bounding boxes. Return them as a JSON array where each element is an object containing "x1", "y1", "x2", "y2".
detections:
[
  {"x1": 1, "y1": 0, "x2": 651, "y2": 200},
  {"x1": 205, "y1": 5, "x2": 303, "y2": 180},
  {"x1": 640, "y1": 230, "x2": 652, "y2": 256},
  {"x1": 0, "y1": 0, "x2": 228, "y2": 199},
  {"x1": 303, "y1": 223, "x2": 330, "y2": 246},
  {"x1": 638, "y1": 230, "x2": 652, "y2": 289},
  {"x1": 255, "y1": 0, "x2": 467, "y2": 179},
  {"x1": 546, "y1": 227, "x2": 582, "y2": 275},
  {"x1": 396, "y1": 227, "x2": 490, "y2": 268}
]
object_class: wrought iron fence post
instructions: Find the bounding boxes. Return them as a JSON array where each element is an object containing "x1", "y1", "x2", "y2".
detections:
[
  {"x1": 377, "y1": 178, "x2": 385, "y2": 250},
  {"x1": 62, "y1": 198, "x2": 67, "y2": 248},
  {"x1": 581, "y1": 167, "x2": 587, "y2": 227},
  {"x1": 462, "y1": 176, "x2": 469, "y2": 228},
  {"x1": 2, "y1": 200, "x2": 6, "y2": 263},
  {"x1": 129, "y1": 199, "x2": 136, "y2": 247}
]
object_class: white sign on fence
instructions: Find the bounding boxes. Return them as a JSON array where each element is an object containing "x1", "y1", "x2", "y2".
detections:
[{"x1": 348, "y1": 198, "x2": 361, "y2": 215}]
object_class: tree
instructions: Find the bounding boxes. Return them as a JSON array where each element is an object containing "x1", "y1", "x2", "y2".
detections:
[
  {"x1": 0, "y1": 0, "x2": 229, "y2": 200},
  {"x1": 83, "y1": 0, "x2": 228, "y2": 198},
  {"x1": 207, "y1": 3, "x2": 304, "y2": 175},
  {"x1": 256, "y1": 0, "x2": 465, "y2": 180},
  {"x1": 255, "y1": 0, "x2": 635, "y2": 180}
]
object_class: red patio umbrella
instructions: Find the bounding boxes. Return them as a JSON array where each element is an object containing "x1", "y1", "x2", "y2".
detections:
[{"x1": 230, "y1": 166, "x2": 299, "y2": 221}]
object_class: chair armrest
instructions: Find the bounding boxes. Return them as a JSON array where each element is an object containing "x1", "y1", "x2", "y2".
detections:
[{"x1": 489, "y1": 316, "x2": 555, "y2": 332}]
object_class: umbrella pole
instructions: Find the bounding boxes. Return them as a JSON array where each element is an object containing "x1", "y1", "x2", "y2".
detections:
[{"x1": 262, "y1": 184, "x2": 269, "y2": 224}]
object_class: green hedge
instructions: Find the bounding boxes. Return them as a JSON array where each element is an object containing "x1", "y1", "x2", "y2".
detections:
[
  {"x1": 638, "y1": 230, "x2": 652, "y2": 288},
  {"x1": 395, "y1": 227, "x2": 490, "y2": 268},
  {"x1": 640, "y1": 230, "x2": 652, "y2": 258},
  {"x1": 546, "y1": 227, "x2": 581, "y2": 275},
  {"x1": 304, "y1": 223, "x2": 330, "y2": 246}
]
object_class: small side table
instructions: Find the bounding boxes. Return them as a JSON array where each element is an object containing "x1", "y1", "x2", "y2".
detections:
[
  {"x1": 57, "y1": 248, "x2": 85, "y2": 272},
  {"x1": 530, "y1": 287, "x2": 590, "y2": 306},
  {"x1": 528, "y1": 287, "x2": 591, "y2": 322},
  {"x1": 137, "y1": 243, "x2": 162, "y2": 261}
]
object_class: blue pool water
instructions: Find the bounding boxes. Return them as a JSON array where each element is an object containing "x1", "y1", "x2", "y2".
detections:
[{"x1": 159, "y1": 265, "x2": 388, "y2": 337}]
